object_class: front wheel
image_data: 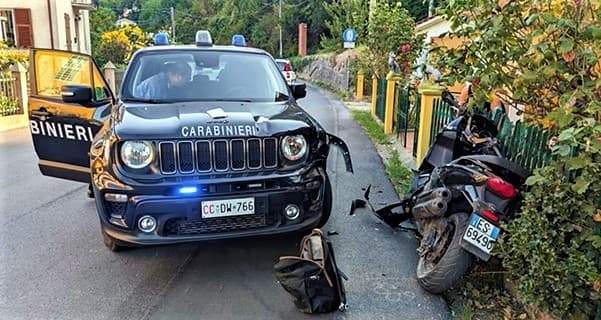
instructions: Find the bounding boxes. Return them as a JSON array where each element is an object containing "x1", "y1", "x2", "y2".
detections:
[{"x1": 416, "y1": 213, "x2": 473, "y2": 294}]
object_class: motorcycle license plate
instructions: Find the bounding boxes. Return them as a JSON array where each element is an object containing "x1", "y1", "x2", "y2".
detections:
[
  {"x1": 462, "y1": 214, "x2": 500, "y2": 255},
  {"x1": 201, "y1": 197, "x2": 255, "y2": 218}
]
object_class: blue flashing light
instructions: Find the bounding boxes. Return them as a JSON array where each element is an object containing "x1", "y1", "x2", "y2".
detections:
[
  {"x1": 231, "y1": 34, "x2": 246, "y2": 47},
  {"x1": 154, "y1": 32, "x2": 170, "y2": 46},
  {"x1": 179, "y1": 186, "x2": 198, "y2": 194}
]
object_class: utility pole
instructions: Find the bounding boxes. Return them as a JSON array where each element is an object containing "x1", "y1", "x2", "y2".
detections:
[
  {"x1": 278, "y1": 0, "x2": 283, "y2": 58},
  {"x1": 170, "y1": 7, "x2": 176, "y2": 42}
]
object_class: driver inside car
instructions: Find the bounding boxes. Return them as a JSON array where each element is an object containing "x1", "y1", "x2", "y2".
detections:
[{"x1": 134, "y1": 61, "x2": 192, "y2": 99}]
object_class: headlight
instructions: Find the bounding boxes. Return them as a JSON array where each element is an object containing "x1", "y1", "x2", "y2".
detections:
[
  {"x1": 281, "y1": 135, "x2": 307, "y2": 161},
  {"x1": 120, "y1": 141, "x2": 154, "y2": 169}
]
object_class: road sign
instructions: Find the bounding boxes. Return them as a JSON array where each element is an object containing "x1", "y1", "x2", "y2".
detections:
[{"x1": 342, "y1": 28, "x2": 357, "y2": 48}]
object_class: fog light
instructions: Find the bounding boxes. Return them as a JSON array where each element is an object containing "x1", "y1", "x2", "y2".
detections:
[
  {"x1": 284, "y1": 204, "x2": 300, "y2": 220},
  {"x1": 138, "y1": 215, "x2": 157, "y2": 233},
  {"x1": 104, "y1": 193, "x2": 128, "y2": 203}
]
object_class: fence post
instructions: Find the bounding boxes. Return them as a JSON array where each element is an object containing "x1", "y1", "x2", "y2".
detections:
[
  {"x1": 355, "y1": 71, "x2": 364, "y2": 100},
  {"x1": 384, "y1": 72, "x2": 402, "y2": 134},
  {"x1": 370, "y1": 75, "x2": 378, "y2": 116},
  {"x1": 415, "y1": 83, "x2": 444, "y2": 164},
  {"x1": 103, "y1": 61, "x2": 116, "y2": 94},
  {"x1": 9, "y1": 62, "x2": 28, "y2": 114}
]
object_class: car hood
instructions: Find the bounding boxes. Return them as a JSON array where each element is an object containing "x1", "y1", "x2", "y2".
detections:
[{"x1": 112, "y1": 101, "x2": 317, "y2": 140}]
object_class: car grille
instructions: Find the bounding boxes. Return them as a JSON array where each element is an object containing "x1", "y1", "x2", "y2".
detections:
[
  {"x1": 162, "y1": 212, "x2": 277, "y2": 236},
  {"x1": 158, "y1": 138, "x2": 278, "y2": 175}
]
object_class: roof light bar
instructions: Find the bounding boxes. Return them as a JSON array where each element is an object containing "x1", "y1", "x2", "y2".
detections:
[
  {"x1": 231, "y1": 34, "x2": 246, "y2": 47},
  {"x1": 195, "y1": 30, "x2": 213, "y2": 47},
  {"x1": 153, "y1": 32, "x2": 169, "y2": 46}
]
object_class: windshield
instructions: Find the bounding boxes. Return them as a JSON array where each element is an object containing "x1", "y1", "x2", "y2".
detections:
[{"x1": 121, "y1": 50, "x2": 290, "y2": 103}]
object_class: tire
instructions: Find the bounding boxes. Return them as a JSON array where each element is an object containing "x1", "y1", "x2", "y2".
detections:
[
  {"x1": 416, "y1": 213, "x2": 473, "y2": 294},
  {"x1": 316, "y1": 176, "x2": 332, "y2": 228},
  {"x1": 101, "y1": 229, "x2": 129, "y2": 252}
]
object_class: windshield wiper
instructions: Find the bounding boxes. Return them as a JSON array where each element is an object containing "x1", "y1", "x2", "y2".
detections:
[
  {"x1": 121, "y1": 98, "x2": 165, "y2": 104},
  {"x1": 208, "y1": 98, "x2": 254, "y2": 103}
]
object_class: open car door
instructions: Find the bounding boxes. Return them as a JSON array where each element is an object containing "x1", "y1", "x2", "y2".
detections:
[{"x1": 28, "y1": 49, "x2": 114, "y2": 183}]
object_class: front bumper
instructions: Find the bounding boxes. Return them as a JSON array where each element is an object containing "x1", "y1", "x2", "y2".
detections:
[{"x1": 94, "y1": 166, "x2": 328, "y2": 245}]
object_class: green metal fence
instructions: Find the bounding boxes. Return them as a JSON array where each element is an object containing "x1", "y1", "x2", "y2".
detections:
[
  {"x1": 426, "y1": 104, "x2": 553, "y2": 172},
  {"x1": 375, "y1": 78, "x2": 386, "y2": 121},
  {"x1": 490, "y1": 110, "x2": 553, "y2": 172},
  {"x1": 429, "y1": 97, "x2": 455, "y2": 146}
]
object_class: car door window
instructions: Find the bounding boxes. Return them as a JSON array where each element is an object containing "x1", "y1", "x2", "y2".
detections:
[
  {"x1": 34, "y1": 50, "x2": 93, "y2": 98},
  {"x1": 93, "y1": 67, "x2": 110, "y2": 101}
]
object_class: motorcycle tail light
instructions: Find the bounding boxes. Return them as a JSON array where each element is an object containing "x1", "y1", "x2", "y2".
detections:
[
  {"x1": 486, "y1": 177, "x2": 517, "y2": 199},
  {"x1": 481, "y1": 209, "x2": 499, "y2": 223}
]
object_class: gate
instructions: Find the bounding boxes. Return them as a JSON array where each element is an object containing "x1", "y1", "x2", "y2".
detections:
[
  {"x1": 393, "y1": 84, "x2": 420, "y2": 157},
  {"x1": 375, "y1": 78, "x2": 386, "y2": 121}
]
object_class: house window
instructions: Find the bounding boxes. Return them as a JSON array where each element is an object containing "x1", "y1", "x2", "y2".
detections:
[{"x1": 0, "y1": 9, "x2": 16, "y2": 46}]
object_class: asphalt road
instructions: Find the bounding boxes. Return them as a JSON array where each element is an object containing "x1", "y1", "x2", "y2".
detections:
[{"x1": 0, "y1": 85, "x2": 448, "y2": 320}]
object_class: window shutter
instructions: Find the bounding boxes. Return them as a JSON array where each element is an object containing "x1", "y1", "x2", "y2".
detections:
[{"x1": 14, "y1": 8, "x2": 33, "y2": 48}]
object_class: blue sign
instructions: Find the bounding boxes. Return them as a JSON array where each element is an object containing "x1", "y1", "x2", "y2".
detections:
[{"x1": 342, "y1": 28, "x2": 358, "y2": 42}]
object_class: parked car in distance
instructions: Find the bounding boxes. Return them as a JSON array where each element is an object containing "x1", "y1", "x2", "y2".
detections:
[{"x1": 275, "y1": 59, "x2": 297, "y2": 85}]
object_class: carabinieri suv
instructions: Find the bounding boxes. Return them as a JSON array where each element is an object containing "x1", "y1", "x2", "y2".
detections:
[{"x1": 27, "y1": 31, "x2": 353, "y2": 251}]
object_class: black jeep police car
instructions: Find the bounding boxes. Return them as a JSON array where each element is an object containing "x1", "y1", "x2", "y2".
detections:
[{"x1": 28, "y1": 31, "x2": 352, "y2": 251}]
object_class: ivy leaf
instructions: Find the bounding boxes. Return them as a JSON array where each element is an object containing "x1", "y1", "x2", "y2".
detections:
[
  {"x1": 590, "y1": 26, "x2": 601, "y2": 40},
  {"x1": 571, "y1": 176, "x2": 591, "y2": 194},
  {"x1": 526, "y1": 13, "x2": 540, "y2": 26},
  {"x1": 559, "y1": 38, "x2": 574, "y2": 54},
  {"x1": 567, "y1": 156, "x2": 588, "y2": 170},
  {"x1": 558, "y1": 127, "x2": 575, "y2": 142},
  {"x1": 586, "y1": 235, "x2": 601, "y2": 249},
  {"x1": 525, "y1": 175, "x2": 545, "y2": 186}
]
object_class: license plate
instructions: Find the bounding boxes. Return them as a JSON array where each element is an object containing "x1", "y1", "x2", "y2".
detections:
[
  {"x1": 462, "y1": 214, "x2": 501, "y2": 255},
  {"x1": 201, "y1": 197, "x2": 255, "y2": 218}
]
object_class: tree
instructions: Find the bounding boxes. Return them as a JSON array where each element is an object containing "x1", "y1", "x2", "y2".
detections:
[
  {"x1": 366, "y1": 2, "x2": 422, "y2": 77},
  {"x1": 435, "y1": 0, "x2": 601, "y2": 318},
  {"x1": 320, "y1": 0, "x2": 369, "y2": 52},
  {"x1": 90, "y1": 7, "x2": 117, "y2": 56},
  {"x1": 95, "y1": 25, "x2": 150, "y2": 66}
]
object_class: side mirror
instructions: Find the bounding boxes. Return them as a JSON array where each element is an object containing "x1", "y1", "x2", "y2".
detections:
[
  {"x1": 61, "y1": 85, "x2": 93, "y2": 104},
  {"x1": 290, "y1": 83, "x2": 306, "y2": 100}
]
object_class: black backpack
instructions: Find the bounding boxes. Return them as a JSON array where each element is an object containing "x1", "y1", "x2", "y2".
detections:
[{"x1": 274, "y1": 229, "x2": 348, "y2": 313}]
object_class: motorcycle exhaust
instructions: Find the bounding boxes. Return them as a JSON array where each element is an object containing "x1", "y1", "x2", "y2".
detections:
[
  {"x1": 415, "y1": 187, "x2": 452, "y2": 203},
  {"x1": 412, "y1": 199, "x2": 448, "y2": 219}
]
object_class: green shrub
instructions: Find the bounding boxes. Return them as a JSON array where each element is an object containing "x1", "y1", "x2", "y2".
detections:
[
  {"x1": 0, "y1": 49, "x2": 28, "y2": 70},
  {"x1": 289, "y1": 55, "x2": 316, "y2": 72},
  {"x1": 499, "y1": 164, "x2": 600, "y2": 318}
]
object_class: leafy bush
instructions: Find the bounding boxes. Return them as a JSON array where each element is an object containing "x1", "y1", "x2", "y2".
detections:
[
  {"x1": 366, "y1": 2, "x2": 423, "y2": 79},
  {"x1": 500, "y1": 165, "x2": 600, "y2": 317},
  {"x1": 95, "y1": 25, "x2": 150, "y2": 66},
  {"x1": 289, "y1": 55, "x2": 316, "y2": 73},
  {"x1": 436, "y1": 0, "x2": 601, "y2": 317},
  {"x1": 0, "y1": 49, "x2": 28, "y2": 70},
  {"x1": 0, "y1": 96, "x2": 20, "y2": 116}
]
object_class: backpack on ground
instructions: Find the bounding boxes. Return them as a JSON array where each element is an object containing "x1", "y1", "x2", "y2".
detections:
[{"x1": 274, "y1": 228, "x2": 348, "y2": 313}]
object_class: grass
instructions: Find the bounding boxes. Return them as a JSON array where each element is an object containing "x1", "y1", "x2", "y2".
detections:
[
  {"x1": 350, "y1": 110, "x2": 412, "y2": 195},
  {"x1": 350, "y1": 110, "x2": 390, "y2": 145},
  {"x1": 385, "y1": 150, "x2": 413, "y2": 195}
]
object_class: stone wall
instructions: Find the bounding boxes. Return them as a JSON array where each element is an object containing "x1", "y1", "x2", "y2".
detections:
[{"x1": 296, "y1": 50, "x2": 358, "y2": 92}]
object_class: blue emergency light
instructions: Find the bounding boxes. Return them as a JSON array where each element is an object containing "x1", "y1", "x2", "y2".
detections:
[
  {"x1": 154, "y1": 32, "x2": 169, "y2": 46},
  {"x1": 179, "y1": 186, "x2": 198, "y2": 194},
  {"x1": 231, "y1": 34, "x2": 247, "y2": 47}
]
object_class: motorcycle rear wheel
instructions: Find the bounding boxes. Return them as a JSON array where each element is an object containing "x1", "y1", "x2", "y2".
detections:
[{"x1": 416, "y1": 213, "x2": 473, "y2": 294}]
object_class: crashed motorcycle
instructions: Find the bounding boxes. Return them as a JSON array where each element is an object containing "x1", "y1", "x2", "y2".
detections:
[{"x1": 354, "y1": 92, "x2": 529, "y2": 293}]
